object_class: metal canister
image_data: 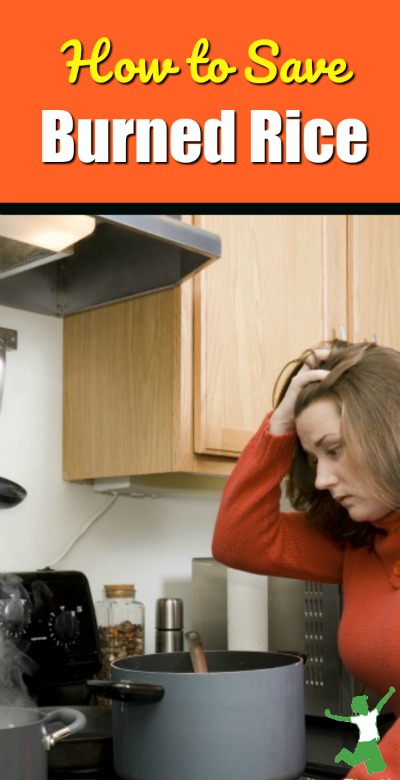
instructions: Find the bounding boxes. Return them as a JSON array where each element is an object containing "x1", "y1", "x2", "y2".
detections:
[{"x1": 155, "y1": 598, "x2": 184, "y2": 653}]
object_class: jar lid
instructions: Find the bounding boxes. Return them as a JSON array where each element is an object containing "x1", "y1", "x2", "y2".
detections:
[{"x1": 104, "y1": 584, "x2": 135, "y2": 598}]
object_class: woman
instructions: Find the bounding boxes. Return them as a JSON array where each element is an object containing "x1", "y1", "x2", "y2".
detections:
[{"x1": 212, "y1": 339, "x2": 400, "y2": 780}]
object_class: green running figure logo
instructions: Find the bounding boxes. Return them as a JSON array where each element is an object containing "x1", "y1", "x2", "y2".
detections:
[{"x1": 324, "y1": 686, "x2": 395, "y2": 776}]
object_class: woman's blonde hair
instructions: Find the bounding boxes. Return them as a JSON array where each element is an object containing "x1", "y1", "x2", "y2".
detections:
[{"x1": 273, "y1": 339, "x2": 400, "y2": 546}]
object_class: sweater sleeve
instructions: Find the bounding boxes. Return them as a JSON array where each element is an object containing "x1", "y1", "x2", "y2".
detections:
[{"x1": 212, "y1": 411, "x2": 344, "y2": 583}]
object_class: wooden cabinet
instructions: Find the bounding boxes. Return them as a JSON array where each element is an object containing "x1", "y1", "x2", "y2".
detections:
[
  {"x1": 63, "y1": 214, "x2": 400, "y2": 481},
  {"x1": 348, "y1": 215, "x2": 400, "y2": 348},
  {"x1": 63, "y1": 279, "x2": 235, "y2": 480},
  {"x1": 193, "y1": 215, "x2": 346, "y2": 456}
]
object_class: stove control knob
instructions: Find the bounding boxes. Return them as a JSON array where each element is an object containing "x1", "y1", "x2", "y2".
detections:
[
  {"x1": 49, "y1": 609, "x2": 79, "y2": 645},
  {"x1": 0, "y1": 597, "x2": 30, "y2": 638}
]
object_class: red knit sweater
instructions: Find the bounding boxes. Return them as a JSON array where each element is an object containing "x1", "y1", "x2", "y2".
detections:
[{"x1": 212, "y1": 413, "x2": 400, "y2": 780}]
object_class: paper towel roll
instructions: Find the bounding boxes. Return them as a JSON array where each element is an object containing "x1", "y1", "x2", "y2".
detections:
[{"x1": 227, "y1": 568, "x2": 269, "y2": 651}]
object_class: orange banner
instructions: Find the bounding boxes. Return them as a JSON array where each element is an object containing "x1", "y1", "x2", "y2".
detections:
[{"x1": 2, "y1": 1, "x2": 399, "y2": 204}]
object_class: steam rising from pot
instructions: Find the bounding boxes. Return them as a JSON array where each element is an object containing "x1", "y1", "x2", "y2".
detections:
[{"x1": 0, "y1": 574, "x2": 36, "y2": 706}]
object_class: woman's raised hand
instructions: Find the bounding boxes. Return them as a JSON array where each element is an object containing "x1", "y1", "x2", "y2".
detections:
[{"x1": 269, "y1": 348, "x2": 330, "y2": 435}]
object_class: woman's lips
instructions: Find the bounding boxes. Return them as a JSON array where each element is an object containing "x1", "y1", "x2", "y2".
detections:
[{"x1": 335, "y1": 495, "x2": 353, "y2": 506}]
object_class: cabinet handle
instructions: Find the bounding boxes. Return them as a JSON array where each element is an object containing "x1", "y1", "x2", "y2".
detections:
[
  {"x1": 339, "y1": 324, "x2": 348, "y2": 341},
  {"x1": 369, "y1": 333, "x2": 378, "y2": 343}
]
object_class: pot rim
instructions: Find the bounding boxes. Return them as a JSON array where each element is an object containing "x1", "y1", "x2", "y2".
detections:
[
  {"x1": 112, "y1": 649, "x2": 304, "y2": 675},
  {"x1": 0, "y1": 705, "x2": 45, "y2": 730}
]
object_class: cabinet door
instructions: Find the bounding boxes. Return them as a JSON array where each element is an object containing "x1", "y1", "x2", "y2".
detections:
[
  {"x1": 194, "y1": 215, "x2": 347, "y2": 457},
  {"x1": 63, "y1": 278, "x2": 237, "y2": 480},
  {"x1": 348, "y1": 215, "x2": 400, "y2": 348},
  {"x1": 63, "y1": 291, "x2": 177, "y2": 480}
]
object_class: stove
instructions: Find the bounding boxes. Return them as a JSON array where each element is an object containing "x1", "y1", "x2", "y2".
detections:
[
  {"x1": 3, "y1": 571, "x2": 394, "y2": 780},
  {"x1": 1, "y1": 569, "x2": 112, "y2": 778},
  {"x1": 6, "y1": 569, "x2": 102, "y2": 703}
]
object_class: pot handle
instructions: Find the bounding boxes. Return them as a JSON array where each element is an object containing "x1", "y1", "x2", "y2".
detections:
[
  {"x1": 41, "y1": 708, "x2": 87, "y2": 751},
  {"x1": 86, "y1": 679, "x2": 165, "y2": 704}
]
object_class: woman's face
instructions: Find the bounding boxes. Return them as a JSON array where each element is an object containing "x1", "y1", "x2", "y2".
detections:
[{"x1": 295, "y1": 398, "x2": 392, "y2": 523}]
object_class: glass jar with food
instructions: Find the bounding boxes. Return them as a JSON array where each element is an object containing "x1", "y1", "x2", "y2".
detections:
[{"x1": 95, "y1": 584, "x2": 145, "y2": 682}]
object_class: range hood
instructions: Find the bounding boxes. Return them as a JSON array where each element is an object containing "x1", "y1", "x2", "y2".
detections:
[{"x1": 0, "y1": 215, "x2": 221, "y2": 316}]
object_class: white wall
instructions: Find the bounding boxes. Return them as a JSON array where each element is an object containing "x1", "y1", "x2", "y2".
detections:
[{"x1": 0, "y1": 304, "x2": 222, "y2": 652}]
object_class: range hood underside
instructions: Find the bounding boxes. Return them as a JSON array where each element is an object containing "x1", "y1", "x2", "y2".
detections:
[{"x1": 0, "y1": 216, "x2": 220, "y2": 317}]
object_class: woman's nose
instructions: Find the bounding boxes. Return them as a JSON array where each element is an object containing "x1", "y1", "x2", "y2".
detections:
[{"x1": 314, "y1": 461, "x2": 338, "y2": 491}]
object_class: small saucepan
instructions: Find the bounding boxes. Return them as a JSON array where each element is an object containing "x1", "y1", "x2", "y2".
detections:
[{"x1": 0, "y1": 706, "x2": 86, "y2": 780}]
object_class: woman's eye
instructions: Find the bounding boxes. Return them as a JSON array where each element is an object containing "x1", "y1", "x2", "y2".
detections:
[{"x1": 327, "y1": 447, "x2": 341, "y2": 458}]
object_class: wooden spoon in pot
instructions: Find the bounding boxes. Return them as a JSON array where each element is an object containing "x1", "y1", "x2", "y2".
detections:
[{"x1": 185, "y1": 630, "x2": 208, "y2": 673}]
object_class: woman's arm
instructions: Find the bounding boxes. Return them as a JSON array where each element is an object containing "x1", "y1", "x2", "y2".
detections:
[{"x1": 212, "y1": 412, "x2": 344, "y2": 582}]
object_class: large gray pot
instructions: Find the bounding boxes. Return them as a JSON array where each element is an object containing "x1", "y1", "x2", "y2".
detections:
[
  {"x1": 88, "y1": 650, "x2": 305, "y2": 780},
  {"x1": 0, "y1": 706, "x2": 86, "y2": 780}
]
